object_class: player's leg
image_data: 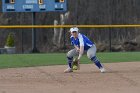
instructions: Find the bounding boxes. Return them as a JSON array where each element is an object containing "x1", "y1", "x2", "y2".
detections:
[
  {"x1": 64, "y1": 49, "x2": 78, "y2": 73},
  {"x1": 87, "y1": 45, "x2": 105, "y2": 73}
]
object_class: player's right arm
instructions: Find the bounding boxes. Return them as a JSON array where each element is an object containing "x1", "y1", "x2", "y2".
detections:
[{"x1": 77, "y1": 34, "x2": 84, "y2": 60}]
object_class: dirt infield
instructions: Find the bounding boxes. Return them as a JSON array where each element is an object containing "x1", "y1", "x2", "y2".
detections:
[{"x1": 0, "y1": 62, "x2": 140, "y2": 93}]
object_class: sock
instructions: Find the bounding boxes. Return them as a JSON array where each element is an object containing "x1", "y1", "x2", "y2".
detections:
[
  {"x1": 91, "y1": 56, "x2": 103, "y2": 69},
  {"x1": 67, "y1": 57, "x2": 73, "y2": 68}
]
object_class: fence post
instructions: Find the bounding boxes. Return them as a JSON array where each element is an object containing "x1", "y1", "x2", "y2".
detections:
[
  {"x1": 31, "y1": 12, "x2": 39, "y2": 53},
  {"x1": 109, "y1": 29, "x2": 112, "y2": 52}
]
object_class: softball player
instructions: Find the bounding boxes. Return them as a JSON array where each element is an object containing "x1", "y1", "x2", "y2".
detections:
[{"x1": 64, "y1": 27, "x2": 106, "y2": 73}]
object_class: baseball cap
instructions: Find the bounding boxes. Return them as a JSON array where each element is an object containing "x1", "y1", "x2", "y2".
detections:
[{"x1": 70, "y1": 27, "x2": 79, "y2": 33}]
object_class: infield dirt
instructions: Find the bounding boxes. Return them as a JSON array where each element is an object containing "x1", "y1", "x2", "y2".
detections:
[{"x1": 0, "y1": 62, "x2": 140, "y2": 93}]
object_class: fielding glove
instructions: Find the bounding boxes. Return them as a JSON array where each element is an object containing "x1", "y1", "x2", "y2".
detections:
[{"x1": 72, "y1": 58, "x2": 80, "y2": 70}]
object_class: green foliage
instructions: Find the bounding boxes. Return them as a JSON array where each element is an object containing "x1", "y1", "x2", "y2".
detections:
[{"x1": 6, "y1": 33, "x2": 15, "y2": 47}]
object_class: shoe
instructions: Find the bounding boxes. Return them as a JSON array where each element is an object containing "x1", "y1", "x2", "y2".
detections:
[
  {"x1": 100, "y1": 68, "x2": 106, "y2": 73},
  {"x1": 64, "y1": 68, "x2": 73, "y2": 73}
]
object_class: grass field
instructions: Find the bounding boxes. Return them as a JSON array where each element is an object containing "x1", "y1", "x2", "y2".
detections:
[{"x1": 0, "y1": 52, "x2": 140, "y2": 69}]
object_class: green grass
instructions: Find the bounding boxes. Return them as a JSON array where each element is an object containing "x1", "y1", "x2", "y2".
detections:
[{"x1": 0, "y1": 52, "x2": 140, "y2": 69}]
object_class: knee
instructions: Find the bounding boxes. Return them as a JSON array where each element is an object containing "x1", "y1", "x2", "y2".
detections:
[
  {"x1": 67, "y1": 51, "x2": 73, "y2": 58},
  {"x1": 91, "y1": 56, "x2": 98, "y2": 62},
  {"x1": 87, "y1": 54, "x2": 94, "y2": 59},
  {"x1": 87, "y1": 51, "x2": 96, "y2": 59},
  {"x1": 66, "y1": 52, "x2": 73, "y2": 62}
]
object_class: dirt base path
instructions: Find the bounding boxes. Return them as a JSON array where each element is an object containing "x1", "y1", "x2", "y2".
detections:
[{"x1": 0, "y1": 62, "x2": 140, "y2": 93}]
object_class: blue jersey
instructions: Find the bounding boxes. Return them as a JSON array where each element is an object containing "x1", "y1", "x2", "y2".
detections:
[{"x1": 70, "y1": 33, "x2": 94, "y2": 50}]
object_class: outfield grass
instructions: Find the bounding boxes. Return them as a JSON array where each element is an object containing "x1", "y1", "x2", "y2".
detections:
[{"x1": 0, "y1": 52, "x2": 140, "y2": 69}]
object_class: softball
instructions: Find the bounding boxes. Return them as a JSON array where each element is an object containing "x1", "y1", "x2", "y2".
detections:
[{"x1": 73, "y1": 65, "x2": 78, "y2": 70}]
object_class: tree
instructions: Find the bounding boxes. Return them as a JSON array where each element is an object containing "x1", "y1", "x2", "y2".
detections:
[{"x1": 6, "y1": 33, "x2": 15, "y2": 47}]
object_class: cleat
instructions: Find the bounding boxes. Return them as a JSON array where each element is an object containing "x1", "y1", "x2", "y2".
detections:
[
  {"x1": 100, "y1": 68, "x2": 106, "y2": 73},
  {"x1": 64, "y1": 68, "x2": 73, "y2": 73}
]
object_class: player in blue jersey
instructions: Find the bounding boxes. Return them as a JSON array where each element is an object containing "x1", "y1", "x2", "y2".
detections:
[{"x1": 64, "y1": 27, "x2": 106, "y2": 73}]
